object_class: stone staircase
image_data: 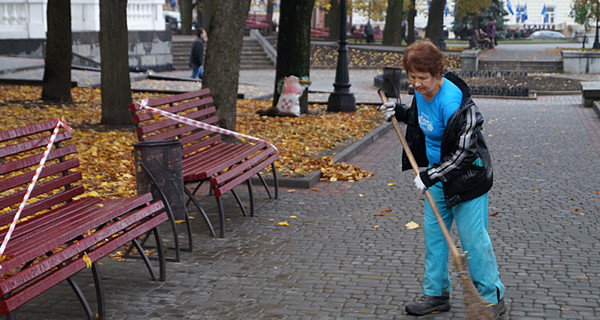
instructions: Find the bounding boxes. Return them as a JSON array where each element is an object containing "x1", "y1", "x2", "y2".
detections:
[
  {"x1": 172, "y1": 35, "x2": 195, "y2": 71},
  {"x1": 240, "y1": 37, "x2": 274, "y2": 69},
  {"x1": 171, "y1": 35, "x2": 273, "y2": 71}
]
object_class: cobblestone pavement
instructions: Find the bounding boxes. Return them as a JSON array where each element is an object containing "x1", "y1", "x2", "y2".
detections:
[
  {"x1": 1, "y1": 50, "x2": 600, "y2": 319},
  {"x1": 8, "y1": 94, "x2": 600, "y2": 319},
  {"x1": 478, "y1": 43, "x2": 582, "y2": 62}
]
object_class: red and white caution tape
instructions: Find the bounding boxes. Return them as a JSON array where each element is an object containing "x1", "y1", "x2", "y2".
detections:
[
  {"x1": 138, "y1": 98, "x2": 278, "y2": 151},
  {"x1": 0, "y1": 119, "x2": 72, "y2": 266}
]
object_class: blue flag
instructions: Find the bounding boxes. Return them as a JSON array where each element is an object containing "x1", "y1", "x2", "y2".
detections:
[
  {"x1": 445, "y1": 3, "x2": 449, "y2": 17},
  {"x1": 541, "y1": 4, "x2": 547, "y2": 23},
  {"x1": 506, "y1": 0, "x2": 514, "y2": 15},
  {"x1": 517, "y1": 2, "x2": 521, "y2": 18},
  {"x1": 523, "y1": 3, "x2": 528, "y2": 22}
]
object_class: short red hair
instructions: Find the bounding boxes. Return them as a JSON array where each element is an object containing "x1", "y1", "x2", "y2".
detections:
[{"x1": 402, "y1": 40, "x2": 445, "y2": 77}]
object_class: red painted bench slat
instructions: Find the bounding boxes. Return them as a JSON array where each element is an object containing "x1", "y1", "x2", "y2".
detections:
[
  {"x1": 129, "y1": 88, "x2": 279, "y2": 237},
  {"x1": 0, "y1": 119, "x2": 169, "y2": 318},
  {"x1": 182, "y1": 142, "x2": 266, "y2": 180},
  {"x1": 2, "y1": 196, "x2": 149, "y2": 265},
  {"x1": 212, "y1": 147, "x2": 279, "y2": 197},
  {"x1": 0, "y1": 170, "x2": 81, "y2": 210},
  {"x1": 0, "y1": 144, "x2": 76, "y2": 176},
  {"x1": 0, "y1": 185, "x2": 86, "y2": 227},
  {"x1": 0, "y1": 210, "x2": 166, "y2": 314}
]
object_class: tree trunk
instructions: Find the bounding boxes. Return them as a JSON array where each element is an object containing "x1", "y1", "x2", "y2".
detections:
[
  {"x1": 42, "y1": 0, "x2": 72, "y2": 103},
  {"x1": 267, "y1": 0, "x2": 275, "y2": 36},
  {"x1": 407, "y1": 0, "x2": 416, "y2": 44},
  {"x1": 326, "y1": 0, "x2": 340, "y2": 41},
  {"x1": 203, "y1": 0, "x2": 251, "y2": 131},
  {"x1": 272, "y1": 0, "x2": 315, "y2": 114},
  {"x1": 382, "y1": 0, "x2": 403, "y2": 45},
  {"x1": 180, "y1": 0, "x2": 193, "y2": 35},
  {"x1": 99, "y1": 0, "x2": 132, "y2": 127},
  {"x1": 469, "y1": 16, "x2": 480, "y2": 48},
  {"x1": 197, "y1": 0, "x2": 214, "y2": 30},
  {"x1": 425, "y1": 0, "x2": 444, "y2": 45}
]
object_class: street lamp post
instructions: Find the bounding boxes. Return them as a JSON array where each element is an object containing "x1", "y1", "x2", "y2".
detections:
[
  {"x1": 594, "y1": 9, "x2": 600, "y2": 49},
  {"x1": 327, "y1": 0, "x2": 356, "y2": 112},
  {"x1": 437, "y1": 0, "x2": 446, "y2": 51}
]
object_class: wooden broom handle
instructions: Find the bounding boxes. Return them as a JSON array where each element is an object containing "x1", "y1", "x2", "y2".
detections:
[{"x1": 378, "y1": 89, "x2": 461, "y2": 260}]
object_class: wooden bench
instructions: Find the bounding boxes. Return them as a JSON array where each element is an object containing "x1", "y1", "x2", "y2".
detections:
[
  {"x1": 311, "y1": 27, "x2": 329, "y2": 38},
  {"x1": 581, "y1": 81, "x2": 600, "y2": 108},
  {"x1": 352, "y1": 28, "x2": 383, "y2": 42},
  {"x1": 246, "y1": 13, "x2": 272, "y2": 30},
  {"x1": 129, "y1": 88, "x2": 279, "y2": 238},
  {"x1": 474, "y1": 29, "x2": 493, "y2": 49},
  {"x1": 0, "y1": 119, "x2": 169, "y2": 319}
]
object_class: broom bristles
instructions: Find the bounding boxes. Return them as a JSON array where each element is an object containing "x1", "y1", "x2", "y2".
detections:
[{"x1": 454, "y1": 255, "x2": 497, "y2": 320}]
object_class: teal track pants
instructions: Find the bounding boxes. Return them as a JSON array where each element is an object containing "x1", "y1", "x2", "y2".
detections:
[{"x1": 422, "y1": 182, "x2": 505, "y2": 303}]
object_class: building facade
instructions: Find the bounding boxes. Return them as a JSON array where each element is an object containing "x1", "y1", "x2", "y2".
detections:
[
  {"x1": 349, "y1": 0, "x2": 583, "y2": 39},
  {"x1": 0, "y1": 0, "x2": 172, "y2": 71},
  {"x1": 500, "y1": 0, "x2": 582, "y2": 36},
  {"x1": 411, "y1": 0, "x2": 582, "y2": 38}
]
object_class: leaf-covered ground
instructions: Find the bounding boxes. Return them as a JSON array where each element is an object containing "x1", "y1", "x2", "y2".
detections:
[
  {"x1": 237, "y1": 99, "x2": 381, "y2": 179},
  {"x1": 0, "y1": 85, "x2": 381, "y2": 199},
  {"x1": 0, "y1": 47, "x2": 579, "y2": 200}
]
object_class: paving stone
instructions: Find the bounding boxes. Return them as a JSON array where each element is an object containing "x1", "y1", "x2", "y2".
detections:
[{"x1": 2, "y1": 55, "x2": 600, "y2": 319}]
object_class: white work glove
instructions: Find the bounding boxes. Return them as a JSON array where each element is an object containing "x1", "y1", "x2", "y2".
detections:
[
  {"x1": 379, "y1": 101, "x2": 396, "y2": 121},
  {"x1": 414, "y1": 174, "x2": 426, "y2": 193}
]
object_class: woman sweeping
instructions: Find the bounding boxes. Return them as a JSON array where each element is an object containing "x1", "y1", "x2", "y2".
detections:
[{"x1": 379, "y1": 40, "x2": 506, "y2": 317}]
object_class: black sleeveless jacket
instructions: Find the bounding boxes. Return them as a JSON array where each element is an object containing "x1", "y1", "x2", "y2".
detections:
[{"x1": 392, "y1": 71, "x2": 493, "y2": 208}]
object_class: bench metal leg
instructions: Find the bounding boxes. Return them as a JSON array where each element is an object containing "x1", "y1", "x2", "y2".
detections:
[
  {"x1": 256, "y1": 172, "x2": 272, "y2": 199},
  {"x1": 184, "y1": 187, "x2": 215, "y2": 238},
  {"x1": 216, "y1": 196, "x2": 226, "y2": 238},
  {"x1": 131, "y1": 238, "x2": 158, "y2": 281},
  {"x1": 152, "y1": 227, "x2": 167, "y2": 282},
  {"x1": 255, "y1": 163, "x2": 279, "y2": 200},
  {"x1": 214, "y1": 180, "x2": 255, "y2": 238},
  {"x1": 126, "y1": 209, "x2": 181, "y2": 263},
  {"x1": 230, "y1": 188, "x2": 248, "y2": 217},
  {"x1": 67, "y1": 276, "x2": 96, "y2": 319},
  {"x1": 121, "y1": 227, "x2": 167, "y2": 281},
  {"x1": 271, "y1": 163, "x2": 278, "y2": 199},
  {"x1": 140, "y1": 162, "x2": 182, "y2": 262},
  {"x1": 181, "y1": 207, "x2": 194, "y2": 250},
  {"x1": 92, "y1": 261, "x2": 105, "y2": 320},
  {"x1": 247, "y1": 179, "x2": 254, "y2": 217},
  {"x1": 185, "y1": 180, "x2": 206, "y2": 207}
]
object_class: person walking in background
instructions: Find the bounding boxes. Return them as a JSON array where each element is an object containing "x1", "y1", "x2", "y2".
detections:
[
  {"x1": 379, "y1": 40, "x2": 506, "y2": 317},
  {"x1": 401, "y1": 19, "x2": 408, "y2": 45},
  {"x1": 364, "y1": 22, "x2": 374, "y2": 44},
  {"x1": 190, "y1": 27, "x2": 207, "y2": 79},
  {"x1": 486, "y1": 19, "x2": 497, "y2": 47}
]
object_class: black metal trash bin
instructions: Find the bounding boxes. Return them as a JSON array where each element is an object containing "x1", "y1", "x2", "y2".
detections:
[
  {"x1": 382, "y1": 66, "x2": 403, "y2": 98},
  {"x1": 133, "y1": 140, "x2": 185, "y2": 220}
]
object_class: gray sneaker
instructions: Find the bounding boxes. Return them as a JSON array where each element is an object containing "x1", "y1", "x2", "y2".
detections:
[
  {"x1": 488, "y1": 298, "x2": 506, "y2": 318},
  {"x1": 405, "y1": 294, "x2": 451, "y2": 316}
]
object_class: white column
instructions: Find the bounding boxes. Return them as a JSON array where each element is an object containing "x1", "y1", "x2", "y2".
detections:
[
  {"x1": 72, "y1": 0, "x2": 100, "y2": 32},
  {"x1": 0, "y1": 0, "x2": 33, "y2": 39},
  {"x1": 26, "y1": 0, "x2": 46, "y2": 38},
  {"x1": 128, "y1": 0, "x2": 164, "y2": 31}
]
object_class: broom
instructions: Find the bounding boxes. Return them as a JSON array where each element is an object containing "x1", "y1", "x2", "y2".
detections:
[{"x1": 378, "y1": 89, "x2": 495, "y2": 320}]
